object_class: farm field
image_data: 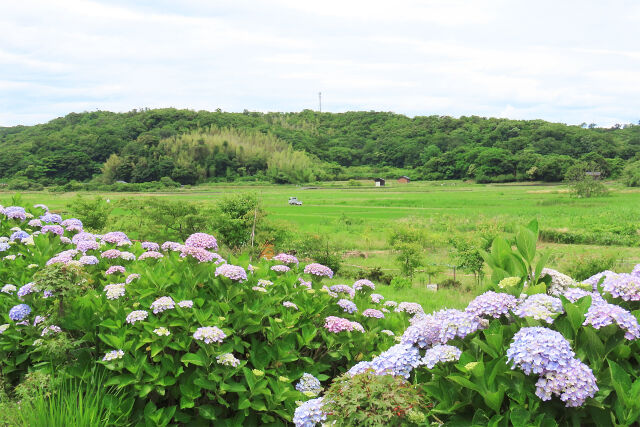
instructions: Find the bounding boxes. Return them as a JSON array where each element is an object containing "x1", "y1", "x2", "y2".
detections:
[{"x1": 3, "y1": 181, "x2": 640, "y2": 312}]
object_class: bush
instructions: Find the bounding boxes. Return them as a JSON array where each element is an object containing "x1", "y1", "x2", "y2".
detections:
[
  {"x1": 566, "y1": 255, "x2": 618, "y2": 281},
  {"x1": 438, "y1": 278, "x2": 462, "y2": 289},
  {"x1": 66, "y1": 196, "x2": 113, "y2": 232},
  {"x1": 622, "y1": 160, "x2": 640, "y2": 187},
  {"x1": 391, "y1": 277, "x2": 412, "y2": 290}
]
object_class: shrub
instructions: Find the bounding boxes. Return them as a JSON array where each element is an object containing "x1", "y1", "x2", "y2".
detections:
[
  {"x1": 622, "y1": 160, "x2": 640, "y2": 187},
  {"x1": 566, "y1": 254, "x2": 618, "y2": 281},
  {"x1": 391, "y1": 277, "x2": 411, "y2": 290},
  {"x1": 437, "y1": 278, "x2": 461, "y2": 289}
]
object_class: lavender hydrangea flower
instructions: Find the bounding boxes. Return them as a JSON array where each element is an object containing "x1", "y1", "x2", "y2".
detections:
[
  {"x1": 28, "y1": 219, "x2": 43, "y2": 228},
  {"x1": 324, "y1": 316, "x2": 357, "y2": 333},
  {"x1": 395, "y1": 302, "x2": 424, "y2": 315},
  {"x1": 79, "y1": 255, "x2": 99, "y2": 265},
  {"x1": 179, "y1": 245, "x2": 222, "y2": 263},
  {"x1": 101, "y1": 249, "x2": 121, "y2": 259},
  {"x1": 329, "y1": 284, "x2": 355, "y2": 299},
  {"x1": 295, "y1": 373, "x2": 322, "y2": 395},
  {"x1": 384, "y1": 300, "x2": 398, "y2": 308},
  {"x1": 1, "y1": 284, "x2": 17, "y2": 294},
  {"x1": 215, "y1": 264, "x2": 247, "y2": 282},
  {"x1": 297, "y1": 278, "x2": 312, "y2": 289},
  {"x1": 125, "y1": 274, "x2": 140, "y2": 284},
  {"x1": 513, "y1": 294, "x2": 564, "y2": 323},
  {"x1": 365, "y1": 344, "x2": 422, "y2": 378},
  {"x1": 150, "y1": 297, "x2": 175, "y2": 314},
  {"x1": 76, "y1": 240, "x2": 100, "y2": 253},
  {"x1": 401, "y1": 309, "x2": 486, "y2": 348},
  {"x1": 303, "y1": 263, "x2": 333, "y2": 278},
  {"x1": 601, "y1": 273, "x2": 640, "y2": 301},
  {"x1": 184, "y1": 233, "x2": 218, "y2": 250},
  {"x1": 216, "y1": 353, "x2": 240, "y2": 367},
  {"x1": 583, "y1": 300, "x2": 640, "y2": 340},
  {"x1": 466, "y1": 291, "x2": 518, "y2": 319},
  {"x1": 9, "y1": 304, "x2": 31, "y2": 321},
  {"x1": 381, "y1": 329, "x2": 395, "y2": 336},
  {"x1": 582, "y1": 270, "x2": 616, "y2": 290},
  {"x1": 362, "y1": 308, "x2": 384, "y2": 318},
  {"x1": 141, "y1": 241, "x2": 160, "y2": 251},
  {"x1": 271, "y1": 264, "x2": 290, "y2": 273},
  {"x1": 193, "y1": 326, "x2": 226, "y2": 344},
  {"x1": 257, "y1": 279, "x2": 273, "y2": 287},
  {"x1": 41, "y1": 225, "x2": 64, "y2": 236},
  {"x1": 102, "y1": 349, "x2": 124, "y2": 362},
  {"x1": 33, "y1": 315, "x2": 47, "y2": 326},
  {"x1": 61, "y1": 218, "x2": 83, "y2": 229},
  {"x1": 101, "y1": 232, "x2": 129, "y2": 244},
  {"x1": 273, "y1": 253, "x2": 299, "y2": 265},
  {"x1": 0, "y1": 242, "x2": 9, "y2": 252},
  {"x1": 178, "y1": 300, "x2": 193, "y2": 308},
  {"x1": 422, "y1": 345, "x2": 462, "y2": 369},
  {"x1": 353, "y1": 279, "x2": 375, "y2": 291},
  {"x1": 17, "y1": 283, "x2": 35, "y2": 298},
  {"x1": 283, "y1": 301, "x2": 299, "y2": 310},
  {"x1": 105, "y1": 265, "x2": 126, "y2": 275},
  {"x1": 321, "y1": 285, "x2": 338, "y2": 298},
  {"x1": 33, "y1": 204, "x2": 48, "y2": 211},
  {"x1": 161, "y1": 241, "x2": 182, "y2": 251},
  {"x1": 4, "y1": 206, "x2": 27, "y2": 221},
  {"x1": 506, "y1": 327, "x2": 575, "y2": 375},
  {"x1": 337, "y1": 299, "x2": 358, "y2": 314},
  {"x1": 138, "y1": 251, "x2": 164, "y2": 260},
  {"x1": 10, "y1": 230, "x2": 30, "y2": 242},
  {"x1": 104, "y1": 283, "x2": 126, "y2": 300},
  {"x1": 72, "y1": 232, "x2": 96, "y2": 245},
  {"x1": 119, "y1": 251, "x2": 136, "y2": 261},
  {"x1": 535, "y1": 358, "x2": 598, "y2": 407},
  {"x1": 351, "y1": 321, "x2": 365, "y2": 333},
  {"x1": 252, "y1": 286, "x2": 267, "y2": 293},
  {"x1": 370, "y1": 293, "x2": 384, "y2": 303},
  {"x1": 126, "y1": 310, "x2": 148, "y2": 325},
  {"x1": 632, "y1": 264, "x2": 640, "y2": 277},
  {"x1": 40, "y1": 213, "x2": 62, "y2": 224},
  {"x1": 41, "y1": 325, "x2": 62, "y2": 336},
  {"x1": 293, "y1": 397, "x2": 326, "y2": 427}
]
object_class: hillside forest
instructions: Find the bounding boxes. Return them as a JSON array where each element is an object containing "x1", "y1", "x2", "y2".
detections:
[{"x1": 1, "y1": 108, "x2": 640, "y2": 187}]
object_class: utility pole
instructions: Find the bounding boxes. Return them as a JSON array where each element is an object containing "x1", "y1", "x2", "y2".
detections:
[{"x1": 318, "y1": 92, "x2": 322, "y2": 113}]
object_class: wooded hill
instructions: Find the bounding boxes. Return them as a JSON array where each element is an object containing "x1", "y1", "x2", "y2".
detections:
[{"x1": 1, "y1": 108, "x2": 639, "y2": 185}]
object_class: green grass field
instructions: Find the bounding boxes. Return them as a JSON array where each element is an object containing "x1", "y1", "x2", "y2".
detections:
[{"x1": 3, "y1": 181, "x2": 640, "y2": 312}]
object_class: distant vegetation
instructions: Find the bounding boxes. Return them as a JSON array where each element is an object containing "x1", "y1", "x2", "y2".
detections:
[{"x1": 1, "y1": 108, "x2": 640, "y2": 186}]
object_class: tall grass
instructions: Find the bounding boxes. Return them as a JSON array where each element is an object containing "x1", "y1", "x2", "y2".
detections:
[{"x1": 18, "y1": 372, "x2": 130, "y2": 427}]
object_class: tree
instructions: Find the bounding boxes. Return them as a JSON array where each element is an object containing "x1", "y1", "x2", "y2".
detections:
[
  {"x1": 211, "y1": 193, "x2": 263, "y2": 252},
  {"x1": 449, "y1": 238, "x2": 485, "y2": 286},
  {"x1": 564, "y1": 162, "x2": 608, "y2": 198}
]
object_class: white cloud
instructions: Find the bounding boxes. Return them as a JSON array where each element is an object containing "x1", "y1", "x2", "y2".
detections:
[{"x1": 0, "y1": 0, "x2": 639, "y2": 126}]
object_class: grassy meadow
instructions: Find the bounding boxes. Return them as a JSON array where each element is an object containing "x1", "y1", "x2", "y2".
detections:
[{"x1": 3, "y1": 180, "x2": 640, "y2": 312}]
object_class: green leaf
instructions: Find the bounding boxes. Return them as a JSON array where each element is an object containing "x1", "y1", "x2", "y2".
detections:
[
  {"x1": 515, "y1": 226, "x2": 536, "y2": 263},
  {"x1": 446, "y1": 375, "x2": 483, "y2": 393},
  {"x1": 238, "y1": 397, "x2": 251, "y2": 410},
  {"x1": 199, "y1": 404, "x2": 217, "y2": 420},
  {"x1": 509, "y1": 406, "x2": 530, "y2": 427},
  {"x1": 181, "y1": 353, "x2": 205, "y2": 367},
  {"x1": 483, "y1": 388, "x2": 504, "y2": 413},
  {"x1": 609, "y1": 360, "x2": 632, "y2": 407}
]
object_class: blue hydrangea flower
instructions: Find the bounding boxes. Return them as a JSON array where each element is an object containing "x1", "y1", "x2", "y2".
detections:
[
  {"x1": 40, "y1": 213, "x2": 62, "y2": 224},
  {"x1": 583, "y1": 300, "x2": 640, "y2": 340},
  {"x1": 535, "y1": 358, "x2": 598, "y2": 407},
  {"x1": 9, "y1": 304, "x2": 31, "y2": 321},
  {"x1": 601, "y1": 273, "x2": 640, "y2": 301},
  {"x1": 337, "y1": 298, "x2": 358, "y2": 314},
  {"x1": 513, "y1": 294, "x2": 564, "y2": 323},
  {"x1": 295, "y1": 373, "x2": 322, "y2": 395},
  {"x1": 365, "y1": 344, "x2": 422, "y2": 378},
  {"x1": 506, "y1": 327, "x2": 575, "y2": 375},
  {"x1": 293, "y1": 397, "x2": 326, "y2": 427},
  {"x1": 401, "y1": 309, "x2": 486, "y2": 348},
  {"x1": 422, "y1": 344, "x2": 462, "y2": 369},
  {"x1": 466, "y1": 291, "x2": 518, "y2": 318},
  {"x1": 0, "y1": 242, "x2": 9, "y2": 252},
  {"x1": 10, "y1": 230, "x2": 29, "y2": 242}
]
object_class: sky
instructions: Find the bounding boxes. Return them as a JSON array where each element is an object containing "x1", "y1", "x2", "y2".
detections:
[{"x1": 1, "y1": 0, "x2": 640, "y2": 127}]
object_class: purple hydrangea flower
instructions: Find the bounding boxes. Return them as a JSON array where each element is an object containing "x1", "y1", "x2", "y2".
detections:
[
  {"x1": 362, "y1": 308, "x2": 384, "y2": 318},
  {"x1": 337, "y1": 299, "x2": 358, "y2": 314},
  {"x1": 138, "y1": 251, "x2": 164, "y2": 260},
  {"x1": 193, "y1": 326, "x2": 226, "y2": 344},
  {"x1": 101, "y1": 232, "x2": 129, "y2": 244},
  {"x1": 125, "y1": 273, "x2": 140, "y2": 284},
  {"x1": 353, "y1": 279, "x2": 375, "y2": 291},
  {"x1": 304, "y1": 263, "x2": 333, "y2": 278},
  {"x1": 4, "y1": 206, "x2": 27, "y2": 221},
  {"x1": 329, "y1": 284, "x2": 355, "y2": 299},
  {"x1": 141, "y1": 241, "x2": 160, "y2": 251},
  {"x1": 363, "y1": 344, "x2": 422, "y2": 378},
  {"x1": 104, "y1": 283, "x2": 126, "y2": 300},
  {"x1": 100, "y1": 249, "x2": 121, "y2": 259},
  {"x1": 506, "y1": 327, "x2": 575, "y2": 375},
  {"x1": 215, "y1": 264, "x2": 247, "y2": 282},
  {"x1": 41, "y1": 325, "x2": 62, "y2": 336},
  {"x1": 273, "y1": 253, "x2": 299, "y2": 265},
  {"x1": 583, "y1": 300, "x2": 640, "y2": 340},
  {"x1": 28, "y1": 219, "x2": 43, "y2": 228},
  {"x1": 324, "y1": 316, "x2": 358, "y2": 333},
  {"x1": 602, "y1": 273, "x2": 640, "y2": 301},
  {"x1": 297, "y1": 278, "x2": 312, "y2": 289},
  {"x1": 180, "y1": 245, "x2": 223, "y2": 263},
  {"x1": 466, "y1": 291, "x2": 518, "y2": 319},
  {"x1": 72, "y1": 232, "x2": 96, "y2": 245},
  {"x1": 150, "y1": 296, "x2": 175, "y2": 314},
  {"x1": 422, "y1": 344, "x2": 462, "y2": 369},
  {"x1": 184, "y1": 233, "x2": 218, "y2": 250},
  {"x1": 395, "y1": 302, "x2": 424, "y2": 315},
  {"x1": 535, "y1": 358, "x2": 598, "y2": 407},
  {"x1": 41, "y1": 225, "x2": 64, "y2": 236},
  {"x1": 126, "y1": 310, "x2": 148, "y2": 325},
  {"x1": 105, "y1": 265, "x2": 126, "y2": 275},
  {"x1": 370, "y1": 293, "x2": 384, "y2": 303},
  {"x1": 178, "y1": 300, "x2": 193, "y2": 308},
  {"x1": 401, "y1": 309, "x2": 486, "y2": 348},
  {"x1": 295, "y1": 373, "x2": 322, "y2": 395},
  {"x1": 216, "y1": 353, "x2": 240, "y2": 367},
  {"x1": 17, "y1": 283, "x2": 35, "y2": 298},
  {"x1": 583, "y1": 270, "x2": 617, "y2": 291},
  {"x1": 79, "y1": 255, "x2": 99, "y2": 265},
  {"x1": 10, "y1": 230, "x2": 30, "y2": 242},
  {"x1": 9, "y1": 304, "x2": 31, "y2": 321},
  {"x1": 161, "y1": 241, "x2": 182, "y2": 251},
  {"x1": 283, "y1": 301, "x2": 299, "y2": 310},
  {"x1": 271, "y1": 264, "x2": 291, "y2": 273},
  {"x1": 40, "y1": 213, "x2": 62, "y2": 224}
]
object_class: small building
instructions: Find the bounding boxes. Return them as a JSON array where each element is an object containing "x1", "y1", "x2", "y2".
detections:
[
  {"x1": 398, "y1": 176, "x2": 411, "y2": 184},
  {"x1": 585, "y1": 171, "x2": 602, "y2": 179},
  {"x1": 374, "y1": 178, "x2": 386, "y2": 187}
]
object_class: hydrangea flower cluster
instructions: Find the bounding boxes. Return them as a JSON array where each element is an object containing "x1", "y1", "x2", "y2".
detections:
[
  {"x1": 583, "y1": 300, "x2": 640, "y2": 340},
  {"x1": 184, "y1": 233, "x2": 218, "y2": 250},
  {"x1": 422, "y1": 344, "x2": 462, "y2": 369},
  {"x1": 9, "y1": 304, "x2": 31, "y2": 321},
  {"x1": 4, "y1": 206, "x2": 27, "y2": 221},
  {"x1": 257, "y1": 279, "x2": 273, "y2": 287},
  {"x1": 283, "y1": 301, "x2": 298, "y2": 310},
  {"x1": 126, "y1": 274, "x2": 141, "y2": 284},
  {"x1": 506, "y1": 327, "x2": 575, "y2": 375},
  {"x1": 153, "y1": 327, "x2": 170, "y2": 336},
  {"x1": 193, "y1": 326, "x2": 226, "y2": 344},
  {"x1": 348, "y1": 344, "x2": 422, "y2": 379},
  {"x1": 17, "y1": 283, "x2": 35, "y2": 298},
  {"x1": 252, "y1": 286, "x2": 267, "y2": 293},
  {"x1": 10, "y1": 230, "x2": 30, "y2": 242},
  {"x1": 102, "y1": 349, "x2": 124, "y2": 362},
  {"x1": 540, "y1": 268, "x2": 578, "y2": 296},
  {"x1": 601, "y1": 273, "x2": 640, "y2": 301},
  {"x1": 215, "y1": 264, "x2": 247, "y2": 282},
  {"x1": 79, "y1": 255, "x2": 99, "y2": 265},
  {"x1": 104, "y1": 283, "x2": 126, "y2": 300},
  {"x1": 271, "y1": 265, "x2": 290, "y2": 273},
  {"x1": 293, "y1": 397, "x2": 326, "y2": 427},
  {"x1": 370, "y1": 293, "x2": 384, "y2": 303},
  {"x1": 329, "y1": 284, "x2": 355, "y2": 299},
  {"x1": 101, "y1": 232, "x2": 130, "y2": 244},
  {"x1": 150, "y1": 297, "x2": 175, "y2": 314},
  {"x1": 216, "y1": 353, "x2": 241, "y2": 367},
  {"x1": 362, "y1": 308, "x2": 384, "y2": 318},
  {"x1": 466, "y1": 291, "x2": 518, "y2": 319},
  {"x1": 141, "y1": 241, "x2": 160, "y2": 251},
  {"x1": 0, "y1": 242, "x2": 9, "y2": 252},
  {"x1": 61, "y1": 218, "x2": 83, "y2": 230},
  {"x1": 105, "y1": 265, "x2": 126, "y2": 275},
  {"x1": 303, "y1": 263, "x2": 333, "y2": 278},
  {"x1": 534, "y1": 358, "x2": 598, "y2": 407},
  {"x1": 1, "y1": 284, "x2": 17, "y2": 294},
  {"x1": 513, "y1": 294, "x2": 564, "y2": 323},
  {"x1": 120, "y1": 251, "x2": 136, "y2": 261},
  {"x1": 178, "y1": 300, "x2": 194, "y2": 308},
  {"x1": 273, "y1": 253, "x2": 299, "y2": 265},
  {"x1": 72, "y1": 232, "x2": 95, "y2": 244},
  {"x1": 324, "y1": 316, "x2": 362, "y2": 333},
  {"x1": 401, "y1": 309, "x2": 486, "y2": 348},
  {"x1": 353, "y1": 279, "x2": 375, "y2": 291},
  {"x1": 126, "y1": 310, "x2": 148, "y2": 325},
  {"x1": 41, "y1": 325, "x2": 62, "y2": 336},
  {"x1": 101, "y1": 249, "x2": 122, "y2": 259},
  {"x1": 337, "y1": 299, "x2": 358, "y2": 314},
  {"x1": 384, "y1": 300, "x2": 398, "y2": 308},
  {"x1": 161, "y1": 241, "x2": 182, "y2": 251},
  {"x1": 77, "y1": 241, "x2": 100, "y2": 253},
  {"x1": 41, "y1": 225, "x2": 64, "y2": 236},
  {"x1": 28, "y1": 219, "x2": 43, "y2": 228},
  {"x1": 582, "y1": 270, "x2": 616, "y2": 290},
  {"x1": 40, "y1": 213, "x2": 62, "y2": 224},
  {"x1": 138, "y1": 251, "x2": 164, "y2": 260},
  {"x1": 395, "y1": 302, "x2": 424, "y2": 315},
  {"x1": 295, "y1": 373, "x2": 323, "y2": 395}
]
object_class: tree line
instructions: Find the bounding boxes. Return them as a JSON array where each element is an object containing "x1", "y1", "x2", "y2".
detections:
[{"x1": 1, "y1": 108, "x2": 639, "y2": 186}]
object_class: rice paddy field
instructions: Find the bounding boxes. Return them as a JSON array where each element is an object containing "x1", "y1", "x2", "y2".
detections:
[{"x1": 3, "y1": 180, "x2": 640, "y2": 312}]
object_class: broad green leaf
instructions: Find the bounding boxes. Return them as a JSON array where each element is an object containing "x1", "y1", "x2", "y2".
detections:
[
  {"x1": 180, "y1": 353, "x2": 205, "y2": 367},
  {"x1": 515, "y1": 226, "x2": 536, "y2": 263}
]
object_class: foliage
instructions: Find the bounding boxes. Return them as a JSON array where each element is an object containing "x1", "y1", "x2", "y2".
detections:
[
  {"x1": 392, "y1": 242, "x2": 423, "y2": 278},
  {"x1": 565, "y1": 162, "x2": 609, "y2": 198},
  {"x1": 2, "y1": 108, "x2": 640, "y2": 185},
  {"x1": 566, "y1": 255, "x2": 618, "y2": 282},
  {"x1": 210, "y1": 193, "x2": 263, "y2": 252},
  {"x1": 449, "y1": 237, "x2": 485, "y2": 285},
  {"x1": 621, "y1": 160, "x2": 640, "y2": 187},
  {"x1": 293, "y1": 234, "x2": 343, "y2": 274},
  {"x1": 391, "y1": 277, "x2": 412, "y2": 290},
  {"x1": 322, "y1": 371, "x2": 429, "y2": 426},
  {"x1": 438, "y1": 278, "x2": 462, "y2": 289},
  {"x1": 66, "y1": 196, "x2": 113, "y2": 232}
]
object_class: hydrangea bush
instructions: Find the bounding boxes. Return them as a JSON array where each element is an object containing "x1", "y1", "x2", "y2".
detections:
[{"x1": 0, "y1": 203, "x2": 407, "y2": 425}]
